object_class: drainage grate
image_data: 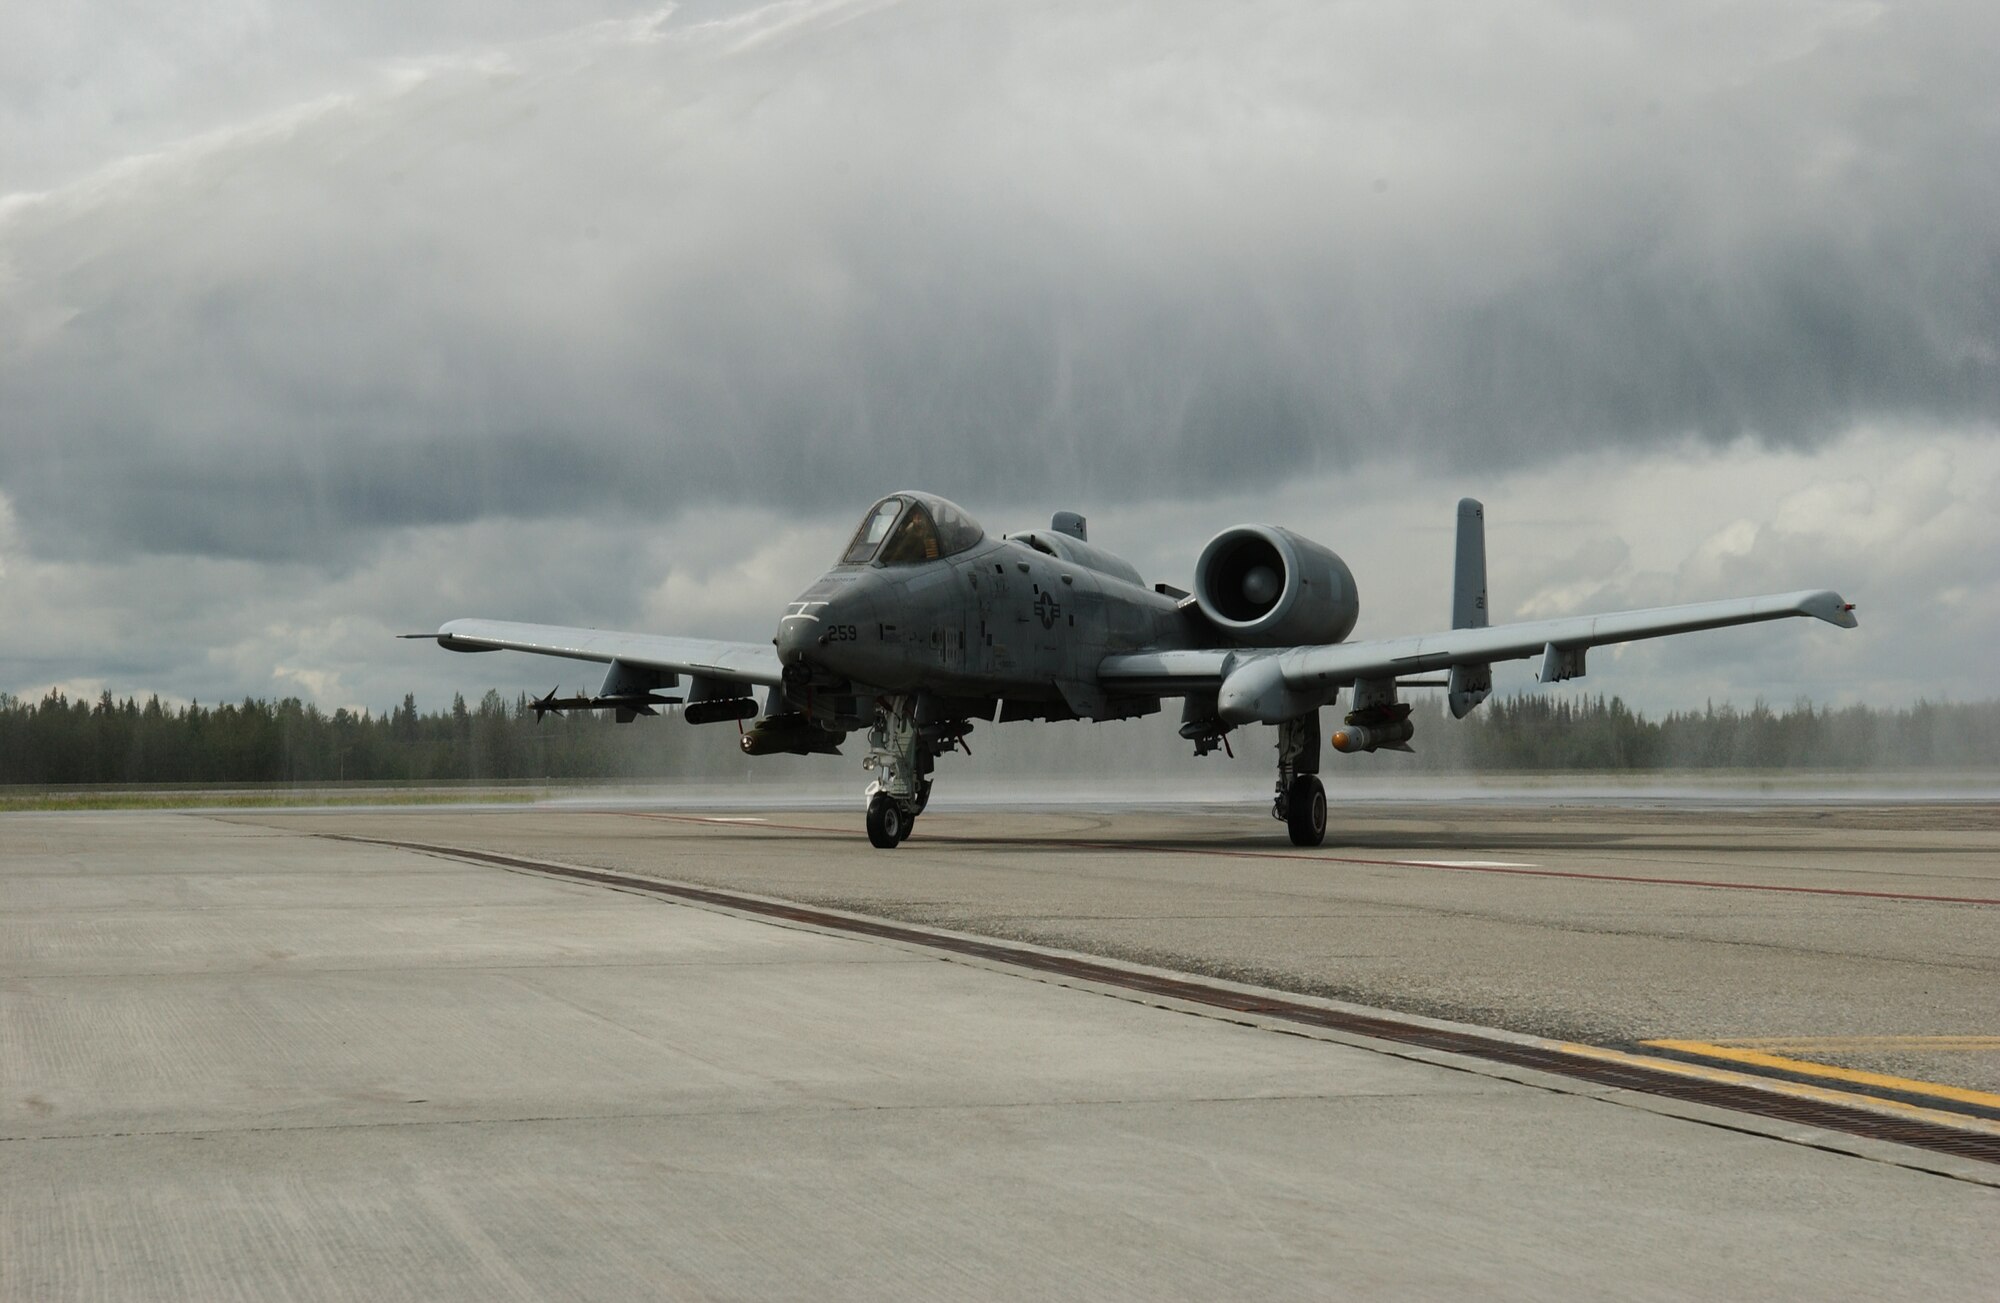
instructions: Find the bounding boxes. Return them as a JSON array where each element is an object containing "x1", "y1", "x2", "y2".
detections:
[{"x1": 342, "y1": 836, "x2": 2000, "y2": 1167}]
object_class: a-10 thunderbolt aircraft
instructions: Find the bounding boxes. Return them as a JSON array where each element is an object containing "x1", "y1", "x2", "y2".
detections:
[{"x1": 422, "y1": 492, "x2": 1856, "y2": 848}]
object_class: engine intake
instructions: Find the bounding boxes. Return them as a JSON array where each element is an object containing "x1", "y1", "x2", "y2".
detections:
[{"x1": 1194, "y1": 525, "x2": 1359, "y2": 647}]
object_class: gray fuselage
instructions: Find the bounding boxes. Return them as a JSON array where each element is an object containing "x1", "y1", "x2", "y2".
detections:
[{"x1": 775, "y1": 534, "x2": 1191, "y2": 715}]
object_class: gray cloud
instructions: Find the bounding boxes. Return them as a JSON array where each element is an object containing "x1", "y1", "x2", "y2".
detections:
[
  {"x1": 3, "y1": 1, "x2": 1999, "y2": 727},
  {"x1": 3, "y1": 1, "x2": 1996, "y2": 569},
  {"x1": 7, "y1": 424, "x2": 1993, "y2": 714},
  {"x1": 0, "y1": 2, "x2": 670, "y2": 192}
]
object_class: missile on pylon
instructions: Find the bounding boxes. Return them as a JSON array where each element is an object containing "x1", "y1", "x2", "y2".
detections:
[{"x1": 1330, "y1": 719, "x2": 1416, "y2": 754}]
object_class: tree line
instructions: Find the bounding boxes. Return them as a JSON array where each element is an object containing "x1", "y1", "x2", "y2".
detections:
[
  {"x1": 1, "y1": 688, "x2": 1997, "y2": 787},
  {"x1": 1388, "y1": 694, "x2": 2000, "y2": 772},
  {"x1": 0, "y1": 690, "x2": 726, "y2": 786}
]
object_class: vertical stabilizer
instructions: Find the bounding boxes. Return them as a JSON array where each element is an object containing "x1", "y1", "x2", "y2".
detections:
[
  {"x1": 1452, "y1": 498, "x2": 1487, "y2": 630},
  {"x1": 1448, "y1": 499, "x2": 1493, "y2": 719}
]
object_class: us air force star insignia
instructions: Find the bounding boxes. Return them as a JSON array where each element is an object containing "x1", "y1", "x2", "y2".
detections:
[{"x1": 1035, "y1": 591, "x2": 1061, "y2": 629}]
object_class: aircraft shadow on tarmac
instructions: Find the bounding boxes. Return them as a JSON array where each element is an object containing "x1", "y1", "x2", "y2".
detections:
[
  {"x1": 759, "y1": 824, "x2": 1644, "y2": 855},
  {"x1": 749, "y1": 823, "x2": 1965, "y2": 858}
]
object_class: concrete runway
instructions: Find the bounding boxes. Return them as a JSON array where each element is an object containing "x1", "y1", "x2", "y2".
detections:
[
  {"x1": 261, "y1": 799, "x2": 2000, "y2": 1090},
  {"x1": 5, "y1": 804, "x2": 1997, "y2": 1299}
]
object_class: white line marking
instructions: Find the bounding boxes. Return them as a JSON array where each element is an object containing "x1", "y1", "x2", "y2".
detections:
[{"x1": 1397, "y1": 859, "x2": 1536, "y2": 869}]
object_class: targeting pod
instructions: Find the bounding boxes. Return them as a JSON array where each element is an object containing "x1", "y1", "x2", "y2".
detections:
[{"x1": 741, "y1": 713, "x2": 844, "y2": 757}]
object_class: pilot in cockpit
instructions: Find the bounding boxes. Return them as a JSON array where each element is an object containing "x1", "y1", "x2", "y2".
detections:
[{"x1": 840, "y1": 495, "x2": 984, "y2": 567}]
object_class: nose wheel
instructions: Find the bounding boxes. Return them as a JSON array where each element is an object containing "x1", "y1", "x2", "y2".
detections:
[{"x1": 859, "y1": 696, "x2": 964, "y2": 848}]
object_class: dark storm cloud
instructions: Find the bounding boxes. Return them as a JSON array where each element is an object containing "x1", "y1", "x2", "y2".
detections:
[{"x1": 3, "y1": 0, "x2": 1996, "y2": 566}]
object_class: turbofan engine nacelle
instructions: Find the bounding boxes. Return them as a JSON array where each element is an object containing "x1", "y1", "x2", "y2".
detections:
[{"x1": 1193, "y1": 525, "x2": 1359, "y2": 647}]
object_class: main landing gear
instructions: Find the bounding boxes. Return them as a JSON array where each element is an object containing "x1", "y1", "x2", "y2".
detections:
[
  {"x1": 865, "y1": 791, "x2": 909, "y2": 848},
  {"x1": 1271, "y1": 710, "x2": 1328, "y2": 847},
  {"x1": 862, "y1": 695, "x2": 958, "y2": 849}
]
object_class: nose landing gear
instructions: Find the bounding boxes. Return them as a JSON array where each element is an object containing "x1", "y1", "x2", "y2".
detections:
[
  {"x1": 860, "y1": 695, "x2": 962, "y2": 848},
  {"x1": 865, "y1": 791, "x2": 909, "y2": 848}
]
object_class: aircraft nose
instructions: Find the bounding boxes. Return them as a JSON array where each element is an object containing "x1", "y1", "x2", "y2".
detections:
[
  {"x1": 775, "y1": 613, "x2": 821, "y2": 665},
  {"x1": 776, "y1": 582, "x2": 867, "y2": 667},
  {"x1": 777, "y1": 574, "x2": 881, "y2": 677}
]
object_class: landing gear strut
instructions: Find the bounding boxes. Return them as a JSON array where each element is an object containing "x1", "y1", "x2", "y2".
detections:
[
  {"x1": 860, "y1": 695, "x2": 962, "y2": 848},
  {"x1": 1272, "y1": 710, "x2": 1327, "y2": 847}
]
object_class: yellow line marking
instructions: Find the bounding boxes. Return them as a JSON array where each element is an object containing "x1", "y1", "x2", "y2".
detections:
[
  {"x1": 1642, "y1": 1040, "x2": 2000, "y2": 1111},
  {"x1": 1552, "y1": 1042, "x2": 2000, "y2": 1136},
  {"x1": 1705, "y1": 1036, "x2": 2000, "y2": 1052}
]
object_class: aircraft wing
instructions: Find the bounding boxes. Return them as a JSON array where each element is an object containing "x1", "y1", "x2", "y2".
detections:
[
  {"x1": 430, "y1": 618, "x2": 784, "y2": 686},
  {"x1": 1098, "y1": 589, "x2": 1857, "y2": 693}
]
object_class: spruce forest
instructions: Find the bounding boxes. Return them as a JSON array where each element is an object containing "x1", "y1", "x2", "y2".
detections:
[{"x1": 3, "y1": 689, "x2": 1996, "y2": 786}]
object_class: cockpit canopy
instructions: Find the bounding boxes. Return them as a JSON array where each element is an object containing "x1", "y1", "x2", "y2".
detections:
[{"x1": 840, "y1": 493, "x2": 985, "y2": 566}]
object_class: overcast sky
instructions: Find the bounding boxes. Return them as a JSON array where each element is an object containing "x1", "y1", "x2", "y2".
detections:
[{"x1": 3, "y1": 0, "x2": 1996, "y2": 720}]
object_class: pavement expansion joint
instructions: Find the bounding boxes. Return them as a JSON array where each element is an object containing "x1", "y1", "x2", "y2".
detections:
[
  {"x1": 316, "y1": 831, "x2": 2000, "y2": 1177},
  {"x1": 6, "y1": 1090, "x2": 1469, "y2": 1149}
]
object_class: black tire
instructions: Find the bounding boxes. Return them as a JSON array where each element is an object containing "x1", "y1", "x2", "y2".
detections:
[
  {"x1": 895, "y1": 813, "x2": 915, "y2": 844},
  {"x1": 1285, "y1": 774, "x2": 1327, "y2": 847},
  {"x1": 866, "y1": 793, "x2": 905, "y2": 849}
]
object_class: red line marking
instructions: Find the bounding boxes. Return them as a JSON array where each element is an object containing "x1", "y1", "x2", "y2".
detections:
[{"x1": 598, "y1": 810, "x2": 2000, "y2": 907}]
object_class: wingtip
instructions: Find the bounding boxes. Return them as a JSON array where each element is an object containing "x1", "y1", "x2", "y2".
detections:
[
  {"x1": 398, "y1": 622, "x2": 460, "y2": 644},
  {"x1": 1802, "y1": 591, "x2": 1859, "y2": 629}
]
